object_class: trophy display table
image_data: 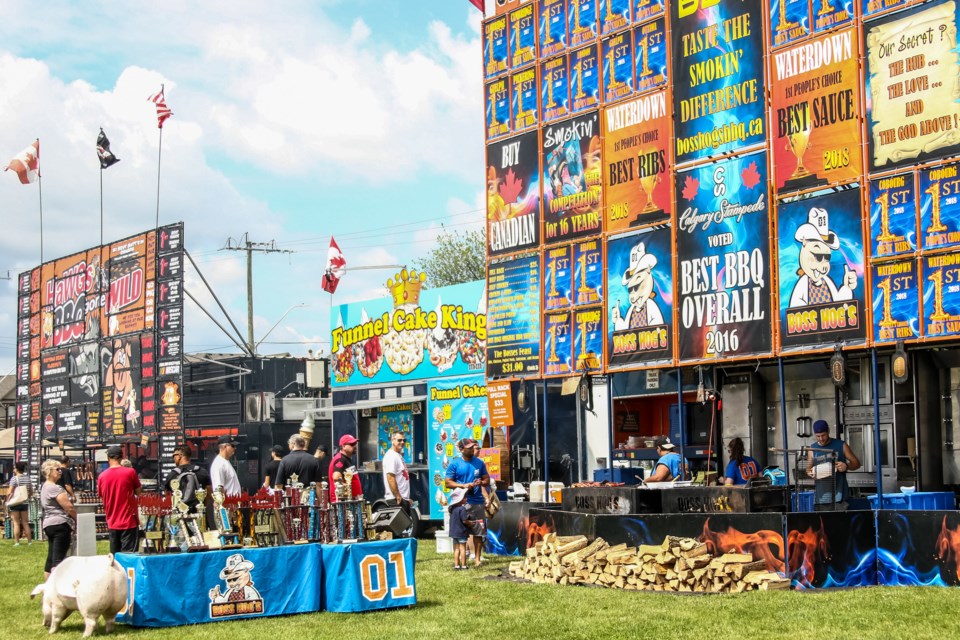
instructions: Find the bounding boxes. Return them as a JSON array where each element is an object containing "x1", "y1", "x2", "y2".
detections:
[
  {"x1": 320, "y1": 537, "x2": 417, "y2": 613},
  {"x1": 115, "y1": 543, "x2": 323, "y2": 627}
]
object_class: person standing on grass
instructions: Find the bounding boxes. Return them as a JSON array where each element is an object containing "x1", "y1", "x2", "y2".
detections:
[
  {"x1": 7, "y1": 461, "x2": 33, "y2": 545},
  {"x1": 40, "y1": 459, "x2": 76, "y2": 578},
  {"x1": 447, "y1": 487, "x2": 475, "y2": 570},
  {"x1": 97, "y1": 445, "x2": 142, "y2": 554},
  {"x1": 444, "y1": 438, "x2": 490, "y2": 567}
]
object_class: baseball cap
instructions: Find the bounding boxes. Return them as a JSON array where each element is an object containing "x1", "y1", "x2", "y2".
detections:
[
  {"x1": 654, "y1": 436, "x2": 675, "y2": 451},
  {"x1": 217, "y1": 435, "x2": 239, "y2": 446},
  {"x1": 813, "y1": 420, "x2": 830, "y2": 434},
  {"x1": 457, "y1": 437, "x2": 479, "y2": 451},
  {"x1": 106, "y1": 445, "x2": 123, "y2": 459},
  {"x1": 338, "y1": 434, "x2": 359, "y2": 447}
]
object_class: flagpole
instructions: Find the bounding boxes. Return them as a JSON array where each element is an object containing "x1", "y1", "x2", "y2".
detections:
[
  {"x1": 156, "y1": 124, "x2": 162, "y2": 230},
  {"x1": 37, "y1": 138, "x2": 44, "y2": 265},
  {"x1": 100, "y1": 164, "x2": 104, "y2": 247}
]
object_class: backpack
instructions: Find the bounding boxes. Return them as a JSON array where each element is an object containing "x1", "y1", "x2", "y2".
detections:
[{"x1": 174, "y1": 466, "x2": 200, "y2": 507}]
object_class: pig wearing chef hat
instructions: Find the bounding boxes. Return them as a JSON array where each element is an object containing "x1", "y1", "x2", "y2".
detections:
[
  {"x1": 31, "y1": 554, "x2": 128, "y2": 637},
  {"x1": 788, "y1": 206, "x2": 857, "y2": 308}
]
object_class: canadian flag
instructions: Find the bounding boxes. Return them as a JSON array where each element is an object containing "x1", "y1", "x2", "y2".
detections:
[
  {"x1": 5, "y1": 139, "x2": 39, "y2": 184},
  {"x1": 322, "y1": 237, "x2": 347, "y2": 294}
]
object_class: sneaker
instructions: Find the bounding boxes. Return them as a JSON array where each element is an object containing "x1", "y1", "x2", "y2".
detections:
[
  {"x1": 13, "y1": 543, "x2": 20, "y2": 547},
  {"x1": 27, "y1": 540, "x2": 32, "y2": 545}
]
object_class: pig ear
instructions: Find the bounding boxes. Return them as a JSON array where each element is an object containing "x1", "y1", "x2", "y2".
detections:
[{"x1": 107, "y1": 553, "x2": 115, "y2": 564}]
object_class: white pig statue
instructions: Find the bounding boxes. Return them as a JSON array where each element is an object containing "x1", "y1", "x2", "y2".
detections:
[{"x1": 31, "y1": 554, "x2": 128, "y2": 637}]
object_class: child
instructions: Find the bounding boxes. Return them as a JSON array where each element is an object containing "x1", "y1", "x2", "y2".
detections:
[{"x1": 448, "y1": 488, "x2": 474, "y2": 570}]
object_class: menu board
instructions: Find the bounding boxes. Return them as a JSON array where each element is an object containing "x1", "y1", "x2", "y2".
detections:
[{"x1": 487, "y1": 253, "x2": 541, "y2": 377}]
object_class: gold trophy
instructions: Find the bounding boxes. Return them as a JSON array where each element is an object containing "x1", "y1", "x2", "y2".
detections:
[
  {"x1": 817, "y1": 0, "x2": 835, "y2": 16},
  {"x1": 877, "y1": 278, "x2": 898, "y2": 329},
  {"x1": 928, "y1": 269, "x2": 953, "y2": 322},
  {"x1": 926, "y1": 182, "x2": 948, "y2": 233},
  {"x1": 777, "y1": 0, "x2": 799, "y2": 32},
  {"x1": 787, "y1": 122, "x2": 813, "y2": 181},
  {"x1": 874, "y1": 191, "x2": 897, "y2": 242},
  {"x1": 639, "y1": 169, "x2": 661, "y2": 214}
]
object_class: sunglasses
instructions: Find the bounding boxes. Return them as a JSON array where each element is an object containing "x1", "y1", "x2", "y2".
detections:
[
  {"x1": 811, "y1": 253, "x2": 831, "y2": 264},
  {"x1": 394, "y1": 438, "x2": 406, "y2": 443}
]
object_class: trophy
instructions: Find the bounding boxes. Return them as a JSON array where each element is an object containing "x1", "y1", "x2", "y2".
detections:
[
  {"x1": 212, "y1": 489, "x2": 241, "y2": 548},
  {"x1": 138, "y1": 494, "x2": 167, "y2": 554},
  {"x1": 783, "y1": 119, "x2": 826, "y2": 190},
  {"x1": 636, "y1": 167, "x2": 664, "y2": 223},
  {"x1": 817, "y1": 0, "x2": 835, "y2": 16}
]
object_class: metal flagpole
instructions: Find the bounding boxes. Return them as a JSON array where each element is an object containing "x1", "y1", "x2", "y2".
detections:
[
  {"x1": 38, "y1": 138, "x2": 44, "y2": 265},
  {"x1": 156, "y1": 125, "x2": 162, "y2": 229},
  {"x1": 100, "y1": 164, "x2": 104, "y2": 247}
]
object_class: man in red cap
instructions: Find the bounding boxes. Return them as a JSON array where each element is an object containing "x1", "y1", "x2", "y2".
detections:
[
  {"x1": 445, "y1": 438, "x2": 490, "y2": 567},
  {"x1": 329, "y1": 434, "x2": 363, "y2": 502}
]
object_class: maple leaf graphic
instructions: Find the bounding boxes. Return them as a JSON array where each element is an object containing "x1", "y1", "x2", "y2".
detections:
[
  {"x1": 499, "y1": 168, "x2": 524, "y2": 204},
  {"x1": 681, "y1": 175, "x2": 700, "y2": 201},
  {"x1": 741, "y1": 162, "x2": 761, "y2": 189}
]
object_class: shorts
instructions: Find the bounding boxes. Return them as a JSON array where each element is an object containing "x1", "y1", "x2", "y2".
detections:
[
  {"x1": 453, "y1": 537, "x2": 468, "y2": 544},
  {"x1": 464, "y1": 503, "x2": 486, "y2": 537},
  {"x1": 7, "y1": 504, "x2": 28, "y2": 513}
]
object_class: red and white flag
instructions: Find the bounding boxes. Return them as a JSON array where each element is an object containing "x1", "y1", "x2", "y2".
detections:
[
  {"x1": 322, "y1": 237, "x2": 347, "y2": 294},
  {"x1": 147, "y1": 85, "x2": 173, "y2": 128},
  {"x1": 468, "y1": 0, "x2": 484, "y2": 10},
  {"x1": 5, "y1": 139, "x2": 40, "y2": 184}
]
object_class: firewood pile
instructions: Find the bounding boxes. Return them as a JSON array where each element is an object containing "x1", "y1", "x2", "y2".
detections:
[{"x1": 508, "y1": 533, "x2": 790, "y2": 593}]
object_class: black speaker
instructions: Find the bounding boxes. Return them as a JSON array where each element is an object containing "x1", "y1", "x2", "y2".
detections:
[{"x1": 372, "y1": 506, "x2": 412, "y2": 537}]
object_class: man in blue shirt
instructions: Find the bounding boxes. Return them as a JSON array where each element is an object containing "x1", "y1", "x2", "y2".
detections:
[
  {"x1": 643, "y1": 436, "x2": 689, "y2": 484},
  {"x1": 808, "y1": 420, "x2": 860, "y2": 505},
  {"x1": 445, "y1": 438, "x2": 490, "y2": 567}
]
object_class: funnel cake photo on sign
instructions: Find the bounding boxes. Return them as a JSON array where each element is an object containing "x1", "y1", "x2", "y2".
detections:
[
  {"x1": 426, "y1": 296, "x2": 458, "y2": 372},
  {"x1": 333, "y1": 346, "x2": 355, "y2": 382},
  {"x1": 382, "y1": 270, "x2": 428, "y2": 375},
  {"x1": 457, "y1": 286, "x2": 487, "y2": 368},
  {"x1": 352, "y1": 309, "x2": 384, "y2": 378}
]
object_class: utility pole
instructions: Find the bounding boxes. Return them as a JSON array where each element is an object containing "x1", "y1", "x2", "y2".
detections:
[{"x1": 222, "y1": 233, "x2": 294, "y2": 354}]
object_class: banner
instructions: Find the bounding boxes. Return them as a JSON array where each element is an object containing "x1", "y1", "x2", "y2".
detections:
[
  {"x1": 573, "y1": 306, "x2": 604, "y2": 371},
  {"x1": 770, "y1": 27, "x2": 862, "y2": 194},
  {"x1": 570, "y1": 43, "x2": 600, "y2": 113},
  {"x1": 671, "y1": 0, "x2": 766, "y2": 164},
  {"x1": 544, "y1": 244, "x2": 573, "y2": 309},
  {"x1": 569, "y1": 0, "x2": 598, "y2": 49},
  {"x1": 485, "y1": 77, "x2": 511, "y2": 140},
  {"x1": 872, "y1": 259, "x2": 920, "y2": 343},
  {"x1": 331, "y1": 280, "x2": 487, "y2": 386},
  {"x1": 633, "y1": 17, "x2": 668, "y2": 93},
  {"x1": 573, "y1": 237, "x2": 603, "y2": 306},
  {"x1": 770, "y1": 0, "x2": 809, "y2": 48},
  {"x1": 484, "y1": 15, "x2": 509, "y2": 79},
  {"x1": 486, "y1": 130, "x2": 541, "y2": 256},
  {"x1": 600, "y1": 0, "x2": 631, "y2": 35},
  {"x1": 539, "y1": 0, "x2": 569, "y2": 59},
  {"x1": 922, "y1": 253, "x2": 960, "y2": 338},
  {"x1": 320, "y1": 539, "x2": 417, "y2": 613},
  {"x1": 676, "y1": 152, "x2": 772, "y2": 361},
  {"x1": 509, "y1": 3, "x2": 537, "y2": 69},
  {"x1": 486, "y1": 253, "x2": 541, "y2": 377},
  {"x1": 778, "y1": 188, "x2": 866, "y2": 349},
  {"x1": 633, "y1": 0, "x2": 664, "y2": 22},
  {"x1": 603, "y1": 92, "x2": 672, "y2": 232},
  {"x1": 542, "y1": 111, "x2": 603, "y2": 243},
  {"x1": 919, "y1": 163, "x2": 960, "y2": 251},
  {"x1": 541, "y1": 55, "x2": 571, "y2": 122},
  {"x1": 813, "y1": 0, "x2": 853, "y2": 32},
  {"x1": 865, "y1": 1, "x2": 960, "y2": 172},
  {"x1": 870, "y1": 173, "x2": 917, "y2": 259},
  {"x1": 486, "y1": 381, "x2": 514, "y2": 428},
  {"x1": 602, "y1": 30, "x2": 634, "y2": 103},
  {"x1": 511, "y1": 66, "x2": 538, "y2": 131},
  {"x1": 607, "y1": 227, "x2": 673, "y2": 368},
  {"x1": 863, "y1": 0, "x2": 911, "y2": 19},
  {"x1": 427, "y1": 375, "x2": 491, "y2": 517},
  {"x1": 544, "y1": 311, "x2": 574, "y2": 375}
]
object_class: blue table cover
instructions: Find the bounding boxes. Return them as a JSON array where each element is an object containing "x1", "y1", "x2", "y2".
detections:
[{"x1": 321, "y1": 538, "x2": 417, "y2": 612}]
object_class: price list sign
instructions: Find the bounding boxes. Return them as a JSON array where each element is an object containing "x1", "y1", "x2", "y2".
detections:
[{"x1": 486, "y1": 253, "x2": 542, "y2": 377}]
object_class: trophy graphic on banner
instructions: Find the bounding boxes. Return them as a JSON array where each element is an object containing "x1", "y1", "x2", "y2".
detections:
[
  {"x1": 638, "y1": 166, "x2": 663, "y2": 217},
  {"x1": 874, "y1": 191, "x2": 898, "y2": 243},
  {"x1": 776, "y1": 0, "x2": 799, "y2": 32},
  {"x1": 877, "y1": 278, "x2": 898, "y2": 329},
  {"x1": 817, "y1": 0, "x2": 835, "y2": 16},
  {"x1": 572, "y1": 0, "x2": 588, "y2": 37},
  {"x1": 547, "y1": 323, "x2": 560, "y2": 363},
  {"x1": 928, "y1": 269, "x2": 954, "y2": 323},
  {"x1": 926, "y1": 182, "x2": 948, "y2": 234},
  {"x1": 605, "y1": 49, "x2": 624, "y2": 93},
  {"x1": 636, "y1": 34, "x2": 652, "y2": 80},
  {"x1": 783, "y1": 114, "x2": 826, "y2": 190}
]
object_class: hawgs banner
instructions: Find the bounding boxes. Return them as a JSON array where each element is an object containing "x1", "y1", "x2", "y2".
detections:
[
  {"x1": 770, "y1": 0, "x2": 810, "y2": 48},
  {"x1": 870, "y1": 173, "x2": 917, "y2": 258},
  {"x1": 603, "y1": 92, "x2": 672, "y2": 232},
  {"x1": 634, "y1": 17, "x2": 668, "y2": 93},
  {"x1": 543, "y1": 111, "x2": 603, "y2": 243},
  {"x1": 544, "y1": 244, "x2": 573, "y2": 309},
  {"x1": 540, "y1": 0, "x2": 569, "y2": 59},
  {"x1": 778, "y1": 188, "x2": 866, "y2": 349},
  {"x1": 865, "y1": 1, "x2": 960, "y2": 172},
  {"x1": 573, "y1": 306, "x2": 604, "y2": 371},
  {"x1": 569, "y1": 0, "x2": 598, "y2": 48},
  {"x1": 919, "y1": 163, "x2": 960, "y2": 251},
  {"x1": 813, "y1": 0, "x2": 853, "y2": 32},
  {"x1": 511, "y1": 66, "x2": 538, "y2": 131},
  {"x1": 484, "y1": 15, "x2": 509, "y2": 79},
  {"x1": 872, "y1": 259, "x2": 920, "y2": 343},
  {"x1": 602, "y1": 31, "x2": 634, "y2": 103},
  {"x1": 922, "y1": 253, "x2": 960, "y2": 338},
  {"x1": 676, "y1": 152, "x2": 772, "y2": 362},
  {"x1": 771, "y1": 27, "x2": 862, "y2": 194},
  {"x1": 672, "y1": 0, "x2": 766, "y2": 165},
  {"x1": 544, "y1": 311, "x2": 573, "y2": 376},
  {"x1": 486, "y1": 253, "x2": 541, "y2": 377},
  {"x1": 570, "y1": 43, "x2": 600, "y2": 113},
  {"x1": 41, "y1": 248, "x2": 108, "y2": 349},
  {"x1": 607, "y1": 227, "x2": 673, "y2": 368},
  {"x1": 509, "y1": 3, "x2": 537, "y2": 69},
  {"x1": 331, "y1": 279, "x2": 486, "y2": 387},
  {"x1": 486, "y1": 77, "x2": 511, "y2": 140},
  {"x1": 486, "y1": 130, "x2": 540, "y2": 256},
  {"x1": 600, "y1": 0, "x2": 631, "y2": 35},
  {"x1": 541, "y1": 55, "x2": 571, "y2": 122}
]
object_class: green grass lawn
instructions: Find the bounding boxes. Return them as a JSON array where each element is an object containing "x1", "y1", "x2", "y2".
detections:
[{"x1": 2, "y1": 538, "x2": 959, "y2": 639}]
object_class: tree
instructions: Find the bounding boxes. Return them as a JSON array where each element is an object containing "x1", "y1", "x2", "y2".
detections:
[{"x1": 412, "y1": 228, "x2": 487, "y2": 288}]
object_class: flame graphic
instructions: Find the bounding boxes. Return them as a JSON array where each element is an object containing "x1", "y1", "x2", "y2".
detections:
[
  {"x1": 700, "y1": 519, "x2": 786, "y2": 573},
  {"x1": 787, "y1": 520, "x2": 829, "y2": 587},
  {"x1": 935, "y1": 515, "x2": 960, "y2": 581},
  {"x1": 523, "y1": 515, "x2": 557, "y2": 549}
]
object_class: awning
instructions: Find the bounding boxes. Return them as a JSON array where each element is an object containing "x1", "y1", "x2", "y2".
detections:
[{"x1": 331, "y1": 395, "x2": 427, "y2": 412}]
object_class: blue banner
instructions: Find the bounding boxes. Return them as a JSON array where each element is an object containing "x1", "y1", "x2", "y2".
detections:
[
  {"x1": 600, "y1": 0, "x2": 631, "y2": 35},
  {"x1": 116, "y1": 544, "x2": 322, "y2": 627},
  {"x1": 570, "y1": 43, "x2": 599, "y2": 113},
  {"x1": 870, "y1": 173, "x2": 917, "y2": 259},
  {"x1": 569, "y1": 0, "x2": 598, "y2": 49},
  {"x1": 541, "y1": 54, "x2": 570, "y2": 123},
  {"x1": 919, "y1": 164, "x2": 960, "y2": 252},
  {"x1": 331, "y1": 280, "x2": 486, "y2": 387},
  {"x1": 573, "y1": 306, "x2": 604, "y2": 371},
  {"x1": 484, "y1": 15, "x2": 509, "y2": 79},
  {"x1": 602, "y1": 30, "x2": 633, "y2": 103},
  {"x1": 922, "y1": 253, "x2": 960, "y2": 339},
  {"x1": 539, "y1": 0, "x2": 569, "y2": 59},
  {"x1": 633, "y1": 0, "x2": 664, "y2": 22},
  {"x1": 872, "y1": 260, "x2": 920, "y2": 343},
  {"x1": 321, "y1": 539, "x2": 417, "y2": 613},
  {"x1": 633, "y1": 17, "x2": 667, "y2": 93},
  {"x1": 426, "y1": 374, "x2": 489, "y2": 518},
  {"x1": 573, "y1": 238, "x2": 603, "y2": 306},
  {"x1": 813, "y1": 0, "x2": 852, "y2": 32},
  {"x1": 509, "y1": 3, "x2": 537, "y2": 70},
  {"x1": 778, "y1": 187, "x2": 866, "y2": 349},
  {"x1": 544, "y1": 311, "x2": 574, "y2": 376},
  {"x1": 607, "y1": 226, "x2": 673, "y2": 368},
  {"x1": 770, "y1": 0, "x2": 809, "y2": 48},
  {"x1": 544, "y1": 244, "x2": 573, "y2": 309},
  {"x1": 486, "y1": 253, "x2": 541, "y2": 377}
]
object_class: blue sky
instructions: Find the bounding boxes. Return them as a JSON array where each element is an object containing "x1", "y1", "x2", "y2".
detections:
[{"x1": 0, "y1": 1, "x2": 487, "y2": 371}]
